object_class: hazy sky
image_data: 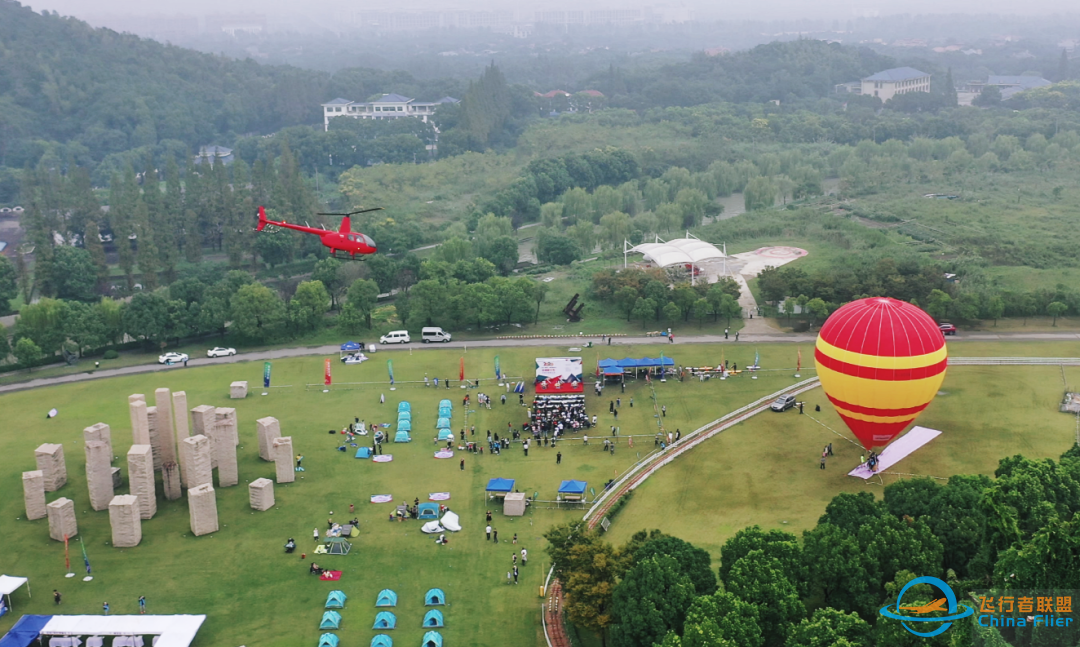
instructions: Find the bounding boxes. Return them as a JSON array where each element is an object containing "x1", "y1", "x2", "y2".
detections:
[{"x1": 20, "y1": 0, "x2": 1080, "y2": 20}]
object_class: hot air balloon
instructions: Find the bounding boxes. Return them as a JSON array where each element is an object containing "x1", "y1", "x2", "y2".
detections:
[{"x1": 815, "y1": 297, "x2": 947, "y2": 450}]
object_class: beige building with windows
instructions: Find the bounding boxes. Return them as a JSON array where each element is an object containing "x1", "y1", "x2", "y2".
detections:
[
  {"x1": 321, "y1": 94, "x2": 459, "y2": 131},
  {"x1": 860, "y1": 67, "x2": 931, "y2": 102}
]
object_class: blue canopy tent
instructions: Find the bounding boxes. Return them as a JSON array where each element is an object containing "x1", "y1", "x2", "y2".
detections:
[
  {"x1": 397, "y1": 411, "x2": 412, "y2": 422},
  {"x1": 376, "y1": 589, "x2": 398, "y2": 607},
  {"x1": 325, "y1": 590, "x2": 347, "y2": 609},
  {"x1": 394, "y1": 431, "x2": 411, "y2": 443},
  {"x1": 320, "y1": 610, "x2": 342, "y2": 630},
  {"x1": 598, "y1": 358, "x2": 619, "y2": 368},
  {"x1": 486, "y1": 477, "x2": 515, "y2": 499},
  {"x1": 423, "y1": 609, "x2": 445, "y2": 628},
  {"x1": 439, "y1": 399, "x2": 452, "y2": 409},
  {"x1": 425, "y1": 588, "x2": 446, "y2": 606},
  {"x1": 616, "y1": 358, "x2": 641, "y2": 368},
  {"x1": 398, "y1": 402, "x2": 411, "y2": 412},
  {"x1": 437, "y1": 429, "x2": 454, "y2": 441},
  {"x1": 371, "y1": 636, "x2": 393, "y2": 647},
  {"x1": 397, "y1": 420, "x2": 412, "y2": 432},
  {"x1": 340, "y1": 341, "x2": 361, "y2": 358},
  {"x1": 436, "y1": 417, "x2": 450, "y2": 429},
  {"x1": 373, "y1": 611, "x2": 397, "y2": 629},
  {"x1": 418, "y1": 503, "x2": 440, "y2": 519},
  {"x1": 0, "y1": 615, "x2": 52, "y2": 647},
  {"x1": 355, "y1": 447, "x2": 372, "y2": 459},
  {"x1": 639, "y1": 357, "x2": 675, "y2": 367},
  {"x1": 558, "y1": 480, "x2": 588, "y2": 500},
  {"x1": 422, "y1": 631, "x2": 443, "y2": 647},
  {"x1": 319, "y1": 633, "x2": 340, "y2": 647}
]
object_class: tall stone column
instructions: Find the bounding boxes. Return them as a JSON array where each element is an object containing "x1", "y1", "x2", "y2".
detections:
[
  {"x1": 155, "y1": 388, "x2": 177, "y2": 467},
  {"x1": 22, "y1": 470, "x2": 46, "y2": 520},
  {"x1": 190, "y1": 405, "x2": 217, "y2": 468},
  {"x1": 162, "y1": 462, "x2": 182, "y2": 501},
  {"x1": 172, "y1": 391, "x2": 190, "y2": 439},
  {"x1": 109, "y1": 494, "x2": 142, "y2": 548},
  {"x1": 35, "y1": 443, "x2": 67, "y2": 491},
  {"x1": 256, "y1": 417, "x2": 281, "y2": 461},
  {"x1": 179, "y1": 435, "x2": 212, "y2": 489},
  {"x1": 47, "y1": 498, "x2": 77, "y2": 541},
  {"x1": 273, "y1": 436, "x2": 295, "y2": 484},
  {"x1": 129, "y1": 398, "x2": 150, "y2": 446},
  {"x1": 127, "y1": 444, "x2": 157, "y2": 520},
  {"x1": 85, "y1": 440, "x2": 114, "y2": 512},
  {"x1": 83, "y1": 423, "x2": 113, "y2": 461},
  {"x1": 213, "y1": 408, "x2": 238, "y2": 487},
  {"x1": 146, "y1": 406, "x2": 163, "y2": 471},
  {"x1": 187, "y1": 483, "x2": 219, "y2": 536},
  {"x1": 249, "y1": 478, "x2": 275, "y2": 511}
]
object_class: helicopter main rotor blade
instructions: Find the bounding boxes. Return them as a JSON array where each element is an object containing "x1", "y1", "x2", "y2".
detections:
[{"x1": 316, "y1": 207, "x2": 385, "y2": 217}]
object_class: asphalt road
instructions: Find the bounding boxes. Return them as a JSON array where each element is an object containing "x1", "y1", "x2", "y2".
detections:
[{"x1": 2, "y1": 330, "x2": 1080, "y2": 395}]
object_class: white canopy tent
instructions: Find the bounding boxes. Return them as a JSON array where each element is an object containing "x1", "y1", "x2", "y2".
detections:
[
  {"x1": 39, "y1": 616, "x2": 205, "y2": 647},
  {"x1": 0, "y1": 575, "x2": 29, "y2": 612},
  {"x1": 624, "y1": 233, "x2": 726, "y2": 284}
]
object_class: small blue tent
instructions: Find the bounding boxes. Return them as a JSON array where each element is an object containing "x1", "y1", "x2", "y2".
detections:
[
  {"x1": 439, "y1": 399, "x2": 452, "y2": 409},
  {"x1": 376, "y1": 589, "x2": 398, "y2": 607},
  {"x1": 370, "y1": 636, "x2": 393, "y2": 647},
  {"x1": 418, "y1": 503, "x2": 440, "y2": 519},
  {"x1": 397, "y1": 411, "x2": 412, "y2": 422},
  {"x1": 355, "y1": 447, "x2": 372, "y2": 459},
  {"x1": 486, "y1": 478, "x2": 515, "y2": 493},
  {"x1": 425, "y1": 588, "x2": 446, "y2": 606},
  {"x1": 422, "y1": 631, "x2": 443, "y2": 647},
  {"x1": 598, "y1": 358, "x2": 619, "y2": 368},
  {"x1": 438, "y1": 406, "x2": 453, "y2": 418},
  {"x1": 397, "y1": 420, "x2": 412, "y2": 432},
  {"x1": 341, "y1": 341, "x2": 361, "y2": 352},
  {"x1": 423, "y1": 609, "x2": 445, "y2": 628},
  {"x1": 325, "y1": 590, "x2": 347, "y2": 609},
  {"x1": 398, "y1": 402, "x2": 411, "y2": 412},
  {"x1": 394, "y1": 431, "x2": 411, "y2": 443},
  {"x1": 319, "y1": 633, "x2": 339, "y2": 647},
  {"x1": 436, "y1": 417, "x2": 450, "y2": 429},
  {"x1": 558, "y1": 480, "x2": 588, "y2": 496},
  {"x1": 373, "y1": 611, "x2": 397, "y2": 629},
  {"x1": 320, "y1": 610, "x2": 341, "y2": 630},
  {"x1": 437, "y1": 429, "x2": 454, "y2": 441}
]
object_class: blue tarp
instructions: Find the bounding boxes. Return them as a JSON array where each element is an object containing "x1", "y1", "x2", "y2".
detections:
[
  {"x1": 558, "y1": 480, "x2": 588, "y2": 495},
  {"x1": 614, "y1": 357, "x2": 675, "y2": 368},
  {"x1": 418, "y1": 503, "x2": 439, "y2": 519},
  {"x1": 425, "y1": 588, "x2": 446, "y2": 606},
  {"x1": 486, "y1": 478, "x2": 515, "y2": 492},
  {"x1": 423, "y1": 609, "x2": 445, "y2": 628},
  {"x1": 355, "y1": 447, "x2": 372, "y2": 459},
  {"x1": 341, "y1": 341, "x2": 361, "y2": 352},
  {"x1": 0, "y1": 615, "x2": 53, "y2": 647}
]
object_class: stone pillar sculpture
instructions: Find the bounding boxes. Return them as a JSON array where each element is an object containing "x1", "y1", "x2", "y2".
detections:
[
  {"x1": 34, "y1": 443, "x2": 67, "y2": 491},
  {"x1": 273, "y1": 436, "x2": 295, "y2": 484},
  {"x1": 155, "y1": 388, "x2": 178, "y2": 467},
  {"x1": 129, "y1": 398, "x2": 150, "y2": 446},
  {"x1": 162, "y1": 462, "x2": 182, "y2": 500},
  {"x1": 126, "y1": 444, "x2": 157, "y2": 519},
  {"x1": 230, "y1": 381, "x2": 248, "y2": 399},
  {"x1": 22, "y1": 470, "x2": 46, "y2": 520},
  {"x1": 190, "y1": 405, "x2": 217, "y2": 468},
  {"x1": 146, "y1": 406, "x2": 164, "y2": 471},
  {"x1": 249, "y1": 478, "x2": 275, "y2": 511},
  {"x1": 85, "y1": 440, "x2": 114, "y2": 512},
  {"x1": 172, "y1": 391, "x2": 190, "y2": 480},
  {"x1": 213, "y1": 408, "x2": 239, "y2": 487},
  {"x1": 109, "y1": 494, "x2": 142, "y2": 548},
  {"x1": 47, "y1": 497, "x2": 77, "y2": 541},
  {"x1": 179, "y1": 435, "x2": 212, "y2": 489},
  {"x1": 187, "y1": 483, "x2": 219, "y2": 536},
  {"x1": 83, "y1": 423, "x2": 113, "y2": 461},
  {"x1": 256, "y1": 417, "x2": 281, "y2": 462}
]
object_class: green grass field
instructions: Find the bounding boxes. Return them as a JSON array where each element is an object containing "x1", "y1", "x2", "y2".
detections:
[{"x1": 1, "y1": 342, "x2": 1076, "y2": 646}]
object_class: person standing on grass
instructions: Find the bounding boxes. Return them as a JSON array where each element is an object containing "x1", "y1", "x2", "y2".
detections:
[
  {"x1": 521, "y1": 548, "x2": 528, "y2": 565},
  {"x1": 616, "y1": 397, "x2": 621, "y2": 408},
  {"x1": 629, "y1": 398, "x2": 633, "y2": 408},
  {"x1": 820, "y1": 451, "x2": 827, "y2": 470},
  {"x1": 139, "y1": 596, "x2": 146, "y2": 614},
  {"x1": 103, "y1": 602, "x2": 109, "y2": 615},
  {"x1": 494, "y1": 529, "x2": 499, "y2": 543},
  {"x1": 557, "y1": 451, "x2": 562, "y2": 464},
  {"x1": 486, "y1": 525, "x2": 492, "y2": 540},
  {"x1": 507, "y1": 571, "x2": 512, "y2": 585},
  {"x1": 513, "y1": 553, "x2": 517, "y2": 566},
  {"x1": 828, "y1": 443, "x2": 833, "y2": 456},
  {"x1": 314, "y1": 527, "x2": 320, "y2": 541},
  {"x1": 486, "y1": 510, "x2": 493, "y2": 523},
  {"x1": 54, "y1": 590, "x2": 61, "y2": 605},
  {"x1": 513, "y1": 566, "x2": 519, "y2": 584},
  {"x1": 513, "y1": 533, "x2": 518, "y2": 545},
  {"x1": 661, "y1": 405, "x2": 666, "y2": 417},
  {"x1": 460, "y1": 459, "x2": 465, "y2": 471}
]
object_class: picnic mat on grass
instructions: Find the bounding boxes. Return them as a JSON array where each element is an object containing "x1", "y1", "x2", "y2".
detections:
[
  {"x1": 320, "y1": 571, "x2": 343, "y2": 581},
  {"x1": 429, "y1": 493, "x2": 451, "y2": 501},
  {"x1": 370, "y1": 494, "x2": 393, "y2": 503},
  {"x1": 434, "y1": 450, "x2": 454, "y2": 459},
  {"x1": 373, "y1": 455, "x2": 393, "y2": 463}
]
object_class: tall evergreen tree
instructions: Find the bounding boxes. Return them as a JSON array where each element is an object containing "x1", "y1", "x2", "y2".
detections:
[
  {"x1": 133, "y1": 196, "x2": 159, "y2": 290},
  {"x1": 83, "y1": 219, "x2": 109, "y2": 294},
  {"x1": 944, "y1": 68, "x2": 958, "y2": 107},
  {"x1": 1060, "y1": 49, "x2": 1071, "y2": 81}
]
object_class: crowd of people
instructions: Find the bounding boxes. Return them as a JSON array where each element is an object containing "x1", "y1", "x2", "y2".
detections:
[{"x1": 521, "y1": 395, "x2": 590, "y2": 445}]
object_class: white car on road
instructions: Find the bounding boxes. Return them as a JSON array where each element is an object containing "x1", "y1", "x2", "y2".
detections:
[
  {"x1": 207, "y1": 347, "x2": 237, "y2": 358},
  {"x1": 158, "y1": 352, "x2": 189, "y2": 365}
]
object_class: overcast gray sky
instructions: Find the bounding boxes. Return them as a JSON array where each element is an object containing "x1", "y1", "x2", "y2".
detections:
[{"x1": 20, "y1": 0, "x2": 1080, "y2": 20}]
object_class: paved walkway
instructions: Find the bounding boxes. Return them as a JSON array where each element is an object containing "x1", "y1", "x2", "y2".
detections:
[{"x1": 3, "y1": 331, "x2": 1080, "y2": 395}]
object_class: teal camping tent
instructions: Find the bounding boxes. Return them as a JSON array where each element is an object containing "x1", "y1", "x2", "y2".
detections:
[
  {"x1": 371, "y1": 636, "x2": 393, "y2": 647},
  {"x1": 319, "y1": 633, "x2": 339, "y2": 647},
  {"x1": 325, "y1": 590, "x2": 347, "y2": 609},
  {"x1": 320, "y1": 611, "x2": 341, "y2": 630},
  {"x1": 376, "y1": 589, "x2": 398, "y2": 607},
  {"x1": 423, "y1": 609, "x2": 445, "y2": 628},
  {"x1": 373, "y1": 611, "x2": 397, "y2": 629},
  {"x1": 435, "y1": 417, "x2": 450, "y2": 429},
  {"x1": 394, "y1": 430, "x2": 411, "y2": 443},
  {"x1": 437, "y1": 429, "x2": 454, "y2": 441},
  {"x1": 422, "y1": 631, "x2": 443, "y2": 647},
  {"x1": 397, "y1": 411, "x2": 412, "y2": 422},
  {"x1": 439, "y1": 400, "x2": 452, "y2": 409},
  {"x1": 418, "y1": 503, "x2": 439, "y2": 519},
  {"x1": 438, "y1": 406, "x2": 452, "y2": 418},
  {"x1": 398, "y1": 402, "x2": 410, "y2": 412},
  {"x1": 425, "y1": 588, "x2": 446, "y2": 606},
  {"x1": 397, "y1": 420, "x2": 412, "y2": 432}
]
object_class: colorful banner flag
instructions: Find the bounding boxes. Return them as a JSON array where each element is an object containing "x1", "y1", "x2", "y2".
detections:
[
  {"x1": 79, "y1": 536, "x2": 91, "y2": 574},
  {"x1": 64, "y1": 534, "x2": 70, "y2": 573},
  {"x1": 263, "y1": 361, "x2": 272, "y2": 388},
  {"x1": 494, "y1": 355, "x2": 501, "y2": 380},
  {"x1": 459, "y1": 357, "x2": 465, "y2": 382},
  {"x1": 324, "y1": 358, "x2": 332, "y2": 386},
  {"x1": 388, "y1": 360, "x2": 394, "y2": 385},
  {"x1": 754, "y1": 349, "x2": 760, "y2": 368},
  {"x1": 796, "y1": 349, "x2": 802, "y2": 373}
]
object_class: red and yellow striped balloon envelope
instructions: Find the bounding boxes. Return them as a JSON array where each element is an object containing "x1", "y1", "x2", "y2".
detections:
[{"x1": 815, "y1": 297, "x2": 947, "y2": 450}]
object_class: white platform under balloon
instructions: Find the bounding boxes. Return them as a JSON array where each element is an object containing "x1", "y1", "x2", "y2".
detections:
[{"x1": 848, "y1": 426, "x2": 942, "y2": 479}]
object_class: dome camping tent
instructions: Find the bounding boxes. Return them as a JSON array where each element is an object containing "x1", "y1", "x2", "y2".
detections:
[
  {"x1": 422, "y1": 631, "x2": 443, "y2": 647},
  {"x1": 423, "y1": 609, "x2": 445, "y2": 628},
  {"x1": 398, "y1": 402, "x2": 410, "y2": 412},
  {"x1": 439, "y1": 400, "x2": 452, "y2": 409},
  {"x1": 397, "y1": 420, "x2": 412, "y2": 432},
  {"x1": 371, "y1": 636, "x2": 393, "y2": 647},
  {"x1": 437, "y1": 429, "x2": 454, "y2": 441},
  {"x1": 436, "y1": 417, "x2": 450, "y2": 429},
  {"x1": 425, "y1": 589, "x2": 446, "y2": 606},
  {"x1": 438, "y1": 406, "x2": 452, "y2": 418},
  {"x1": 320, "y1": 611, "x2": 342, "y2": 630},
  {"x1": 397, "y1": 411, "x2": 411, "y2": 422},
  {"x1": 319, "y1": 633, "x2": 340, "y2": 647},
  {"x1": 376, "y1": 589, "x2": 398, "y2": 607},
  {"x1": 373, "y1": 611, "x2": 397, "y2": 629},
  {"x1": 325, "y1": 590, "x2": 347, "y2": 609},
  {"x1": 418, "y1": 503, "x2": 440, "y2": 519},
  {"x1": 394, "y1": 430, "x2": 411, "y2": 443}
]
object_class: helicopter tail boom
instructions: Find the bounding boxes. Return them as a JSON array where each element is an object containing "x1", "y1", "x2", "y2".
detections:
[{"x1": 256, "y1": 206, "x2": 268, "y2": 231}]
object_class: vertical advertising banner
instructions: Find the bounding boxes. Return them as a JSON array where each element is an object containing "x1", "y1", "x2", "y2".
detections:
[
  {"x1": 324, "y1": 358, "x2": 332, "y2": 386},
  {"x1": 263, "y1": 362, "x2": 272, "y2": 388}
]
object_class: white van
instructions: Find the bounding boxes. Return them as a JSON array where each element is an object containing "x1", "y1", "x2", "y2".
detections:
[
  {"x1": 421, "y1": 327, "x2": 452, "y2": 343},
  {"x1": 379, "y1": 330, "x2": 411, "y2": 344}
]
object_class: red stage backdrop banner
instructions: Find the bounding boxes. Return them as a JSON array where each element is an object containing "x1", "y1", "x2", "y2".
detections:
[{"x1": 535, "y1": 357, "x2": 584, "y2": 393}]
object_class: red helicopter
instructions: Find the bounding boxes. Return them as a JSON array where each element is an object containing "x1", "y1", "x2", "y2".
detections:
[{"x1": 256, "y1": 205, "x2": 382, "y2": 259}]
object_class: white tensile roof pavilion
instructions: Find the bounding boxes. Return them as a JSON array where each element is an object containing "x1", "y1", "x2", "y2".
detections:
[{"x1": 624, "y1": 233, "x2": 727, "y2": 284}]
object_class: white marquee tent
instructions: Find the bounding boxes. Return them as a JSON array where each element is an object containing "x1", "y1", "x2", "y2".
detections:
[
  {"x1": 0, "y1": 575, "x2": 29, "y2": 613},
  {"x1": 625, "y1": 234, "x2": 726, "y2": 284}
]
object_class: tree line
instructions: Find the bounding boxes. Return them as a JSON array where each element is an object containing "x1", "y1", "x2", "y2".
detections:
[
  {"x1": 589, "y1": 267, "x2": 743, "y2": 330},
  {"x1": 547, "y1": 443, "x2": 1080, "y2": 647}
]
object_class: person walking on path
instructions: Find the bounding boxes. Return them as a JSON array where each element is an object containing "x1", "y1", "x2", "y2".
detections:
[
  {"x1": 103, "y1": 602, "x2": 110, "y2": 615},
  {"x1": 735, "y1": 331, "x2": 739, "y2": 341},
  {"x1": 724, "y1": 328, "x2": 729, "y2": 339},
  {"x1": 669, "y1": 333, "x2": 674, "y2": 343},
  {"x1": 661, "y1": 405, "x2": 667, "y2": 417},
  {"x1": 425, "y1": 375, "x2": 429, "y2": 387},
  {"x1": 493, "y1": 529, "x2": 499, "y2": 543},
  {"x1": 557, "y1": 451, "x2": 562, "y2": 464},
  {"x1": 798, "y1": 402, "x2": 804, "y2": 414},
  {"x1": 583, "y1": 435, "x2": 588, "y2": 446},
  {"x1": 139, "y1": 596, "x2": 146, "y2": 614},
  {"x1": 675, "y1": 429, "x2": 681, "y2": 442},
  {"x1": 486, "y1": 525, "x2": 492, "y2": 540},
  {"x1": 54, "y1": 590, "x2": 61, "y2": 605},
  {"x1": 460, "y1": 459, "x2": 465, "y2": 471}
]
